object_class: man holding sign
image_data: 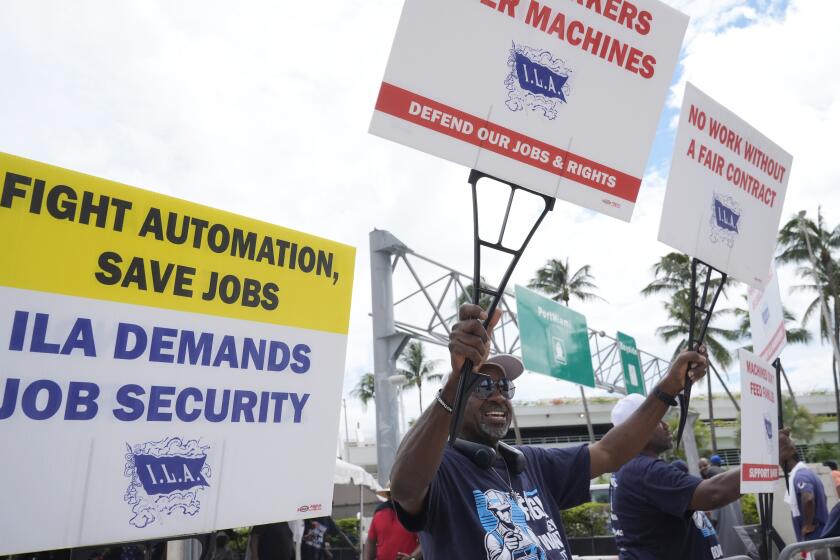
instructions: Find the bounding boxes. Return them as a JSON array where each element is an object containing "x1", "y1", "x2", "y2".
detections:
[
  {"x1": 609, "y1": 393, "x2": 740, "y2": 559},
  {"x1": 389, "y1": 304, "x2": 709, "y2": 560}
]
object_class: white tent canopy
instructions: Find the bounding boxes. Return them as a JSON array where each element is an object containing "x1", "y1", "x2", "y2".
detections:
[
  {"x1": 331, "y1": 459, "x2": 383, "y2": 523},
  {"x1": 334, "y1": 458, "x2": 381, "y2": 489}
]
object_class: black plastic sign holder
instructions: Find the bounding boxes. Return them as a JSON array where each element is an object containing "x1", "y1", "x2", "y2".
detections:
[
  {"x1": 675, "y1": 258, "x2": 727, "y2": 448},
  {"x1": 447, "y1": 170, "x2": 555, "y2": 445}
]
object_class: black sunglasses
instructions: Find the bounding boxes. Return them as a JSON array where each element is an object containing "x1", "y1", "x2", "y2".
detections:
[{"x1": 473, "y1": 375, "x2": 515, "y2": 400}]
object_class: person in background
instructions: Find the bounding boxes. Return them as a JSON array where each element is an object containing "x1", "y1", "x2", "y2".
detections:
[
  {"x1": 698, "y1": 457, "x2": 724, "y2": 479},
  {"x1": 823, "y1": 460, "x2": 840, "y2": 499},
  {"x1": 780, "y1": 429, "x2": 829, "y2": 543},
  {"x1": 251, "y1": 523, "x2": 295, "y2": 560},
  {"x1": 301, "y1": 517, "x2": 343, "y2": 560},
  {"x1": 213, "y1": 534, "x2": 236, "y2": 560},
  {"x1": 365, "y1": 485, "x2": 422, "y2": 560}
]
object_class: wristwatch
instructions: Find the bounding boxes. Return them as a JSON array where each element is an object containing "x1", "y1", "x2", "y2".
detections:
[{"x1": 653, "y1": 387, "x2": 678, "y2": 406}]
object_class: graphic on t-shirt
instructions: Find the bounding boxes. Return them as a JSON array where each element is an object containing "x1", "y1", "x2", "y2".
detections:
[
  {"x1": 692, "y1": 512, "x2": 723, "y2": 559},
  {"x1": 473, "y1": 489, "x2": 546, "y2": 560},
  {"x1": 303, "y1": 521, "x2": 328, "y2": 550}
]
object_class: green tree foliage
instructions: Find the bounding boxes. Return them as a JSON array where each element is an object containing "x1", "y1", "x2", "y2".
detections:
[
  {"x1": 528, "y1": 258, "x2": 605, "y2": 306},
  {"x1": 350, "y1": 372, "x2": 375, "y2": 409},
  {"x1": 777, "y1": 209, "x2": 840, "y2": 339},
  {"x1": 664, "y1": 411, "x2": 711, "y2": 461},
  {"x1": 641, "y1": 253, "x2": 739, "y2": 370},
  {"x1": 457, "y1": 279, "x2": 494, "y2": 310},
  {"x1": 398, "y1": 340, "x2": 441, "y2": 410},
  {"x1": 560, "y1": 503, "x2": 611, "y2": 537},
  {"x1": 782, "y1": 399, "x2": 822, "y2": 444},
  {"x1": 808, "y1": 442, "x2": 840, "y2": 463},
  {"x1": 741, "y1": 494, "x2": 759, "y2": 525}
]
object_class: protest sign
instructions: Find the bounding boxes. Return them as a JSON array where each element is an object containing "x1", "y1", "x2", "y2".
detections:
[
  {"x1": 515, "y1": 285, "x2": 595, "y2": 387},
  {"x1": 748, "y1": 268, "x2": 787, "y2": 362},
  {"x1": 0, "y1": 153, "x2": 356, "y2": 554},
  {"x1": 370, "y1": 0, "x2": 688, "y2": 221},
  {"x1": 658, "y1": 83, "x2": 793, "y2": 289},
  {"x1": 617, "y1": 331, "x2": 645, "y2": 395},
  {"x1": 739, "y1": 349, "x2": 780, "y2": 493}
]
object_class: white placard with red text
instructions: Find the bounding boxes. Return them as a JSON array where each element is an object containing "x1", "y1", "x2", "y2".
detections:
[
  {"x1": 370, "y1": 0, "x2": 688, "y2": 221},
  {"x1": 739, "y1": 349, "x2": 780, "y2": 493},
  {"x1": 659, "y1": 83, "x2": 793, "y2": 289},
  {"x1": 748, "y1": 267, "x2": 787, "y2": 362}
]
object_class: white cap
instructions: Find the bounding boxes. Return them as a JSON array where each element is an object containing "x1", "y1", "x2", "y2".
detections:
[{"x1": 610, "y1": 393, "x2": 646, "y2": 426}]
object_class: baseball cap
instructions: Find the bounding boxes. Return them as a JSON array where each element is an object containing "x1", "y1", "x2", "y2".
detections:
[
  {"x1": 610, "y1": 393, "x2": 646, "y2": 426},
  {"x1": 710, "y1": 454, "x2": 722, "y2": 466},
  {"x1": 479, "y1": 354, "x2": 524, "y2": 380}
]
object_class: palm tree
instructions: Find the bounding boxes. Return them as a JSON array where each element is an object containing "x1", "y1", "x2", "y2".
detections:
[
  {"x1": 398, "y1": 340, "x2": 442, "y2": 410},
  {"x1": 654, "y1": 290, "x2": 740, "y2": 370},
  {"x1": 350, "y1": 373, "x2": 375, "y2": 409},
  {"x1": 783, "y1": 399, "x2": 822, "y2": 443},
  {"x1": 776, "y1": 209, "x2": 840, "y2": 444},
  {"x1": 642, "y1": 253, "x2": 739, "y2": 453},
  {"x1": 641, "y1": 253, "x2": 738, "y2": 369},
  {"x1": 457, "y1": 279, "x2": 494, "y2": 310},
  {"x1": 528, "y1": 258, "x2": 605, "y2": 306}
]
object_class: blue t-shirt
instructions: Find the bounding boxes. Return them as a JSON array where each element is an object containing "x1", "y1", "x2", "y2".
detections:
[
  {"x1": 610, "y1": 455, "x2": 723, "y2": 560},
  {"x1": 395, "y1": 444, "x2": 591, "y2": 560},
  {"x1": 792, "y1": 467, "x2": 829, "y2": 541}
]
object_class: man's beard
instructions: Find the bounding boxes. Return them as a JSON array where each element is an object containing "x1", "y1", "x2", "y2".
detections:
[{"x1": 478, "y1": 417, "x2": 511, "y2": 440}]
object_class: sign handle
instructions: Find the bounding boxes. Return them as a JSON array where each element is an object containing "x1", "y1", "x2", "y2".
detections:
[
  {"x1": 448, "y1": 170, "x2": 555, "y2": 445},
  {"x1": 675, "y1": 258, "x2": 727, "y2": 448},
  {"x1": 773, "y1": 357, "x2": 790, "y2": 489}
]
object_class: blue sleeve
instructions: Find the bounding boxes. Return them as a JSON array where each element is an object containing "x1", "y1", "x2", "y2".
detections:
[
  {"x1": 393, "y1": 491, "x2": 430, "y2": 533},
  {"x1": 640, "y1": 460, "x2": 702, "y2": 518},
  {"x1": 532, "y1": 444, "x2": 592, "y2": 509},
  {"x1": 795, "y1": 471, "x2": 816, "y2": 495}
]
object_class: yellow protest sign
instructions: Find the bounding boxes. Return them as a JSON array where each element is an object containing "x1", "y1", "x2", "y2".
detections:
[{"x1": 0, "y1": 152, "x2": 355, "y2": 334}]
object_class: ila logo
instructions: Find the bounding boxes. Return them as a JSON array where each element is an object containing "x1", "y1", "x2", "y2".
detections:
[
  {"x1": 505, "y1": 43, "x2": 571, "y2": 120},
  {"x1": 124, "y1": 437, "x2": 211, "y2": 528},
  {"x1": 709, "y1": 194, "x2": 741, "y2": 248}
]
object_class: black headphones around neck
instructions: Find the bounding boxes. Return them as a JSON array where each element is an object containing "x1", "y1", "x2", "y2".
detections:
[{"x1": 452, "y1": 438, "x2": 526, "y2": 474}]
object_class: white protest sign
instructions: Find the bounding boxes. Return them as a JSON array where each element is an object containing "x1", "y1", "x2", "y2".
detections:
[
  {"x1": 658, "y1": 83, "x2": 793, "y2": 289},
  {"x1": 370, "y1": 0, "x2": 688, "y2": 221},
  {"x1": 739, "y1": 349, "x2": 780, "y2": 493},
  {"x1": 748, "y1": 268, "x2": 787, "y2": 362},
  {"x1": 0, "y1": 153, "x2": 356, "y2": 554}
]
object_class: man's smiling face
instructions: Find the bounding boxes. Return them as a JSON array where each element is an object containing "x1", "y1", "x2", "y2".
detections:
[{"x1": 460, "y1": 364, "x2": 513, "y2": 446}]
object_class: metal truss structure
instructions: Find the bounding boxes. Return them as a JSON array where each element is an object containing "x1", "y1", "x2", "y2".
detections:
[{"x1": 382, "y1": 231, "x2": 673, "y2": 395}]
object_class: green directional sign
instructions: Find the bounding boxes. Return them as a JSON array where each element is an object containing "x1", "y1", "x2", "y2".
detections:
[
  {"x1": 617, "y1": 331, "x2": 646, "y2": 395},
  {"x1": 515, "y1": 285, "x2": 595, "y2": 388}
]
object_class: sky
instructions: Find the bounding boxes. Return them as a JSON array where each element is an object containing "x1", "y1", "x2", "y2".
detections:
[{"x1": 1, "y1": 0, "x2": 838, "y2": 441}]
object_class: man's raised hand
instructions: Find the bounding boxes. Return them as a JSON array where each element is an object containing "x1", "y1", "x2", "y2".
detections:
[{"x1": 448, "y1": 304, "x2": 502, "y2": 376}]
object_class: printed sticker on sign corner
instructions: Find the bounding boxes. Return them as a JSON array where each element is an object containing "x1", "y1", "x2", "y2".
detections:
[{"x1": 124, "y1": 437, "x2": 211, "y2": 529}]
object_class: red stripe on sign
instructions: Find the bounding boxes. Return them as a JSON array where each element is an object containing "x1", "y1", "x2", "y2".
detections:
[
  {"x1": 374, "y1": 82, "x2": 641, "y2": 203},
  {"x1": 742, "y1": 464, "x2": 779, "y2": 481},
  {"x1": 760, "y1": 322, "x2": 786, "y2": 362}
]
